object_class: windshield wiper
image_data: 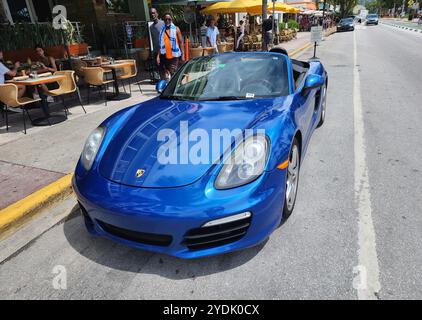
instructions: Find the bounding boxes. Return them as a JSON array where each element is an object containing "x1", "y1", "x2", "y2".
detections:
[
  {"x1": 160, "y1": 95, "x2": 192, "y2": 101},
  {"x1": 197, "y1": 96, "x2": 250, "y2": 101}
]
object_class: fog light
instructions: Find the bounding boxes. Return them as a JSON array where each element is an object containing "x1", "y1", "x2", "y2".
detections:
[{"x1": 203, "y1": 211, "x2": 252, "y2": 227}]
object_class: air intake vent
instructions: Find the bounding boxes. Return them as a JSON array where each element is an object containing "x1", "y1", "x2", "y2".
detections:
[
  {"x1": 183, "y1": 216, "x2": 251, "y2": 250},
  {"x1": 97, "y1": 220, "x2": 172, "y2": 247}
]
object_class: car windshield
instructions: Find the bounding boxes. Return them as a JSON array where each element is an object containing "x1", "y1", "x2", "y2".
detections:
[
  {"x1": 367, "y1": 14, "x2": 378, "y2": 18},
  {"x1": 341, "y1": 18, "x2": 354, "y2": 24},
  {"x1": 161, "y1": 53, "x2": 290, "y2": 101}
]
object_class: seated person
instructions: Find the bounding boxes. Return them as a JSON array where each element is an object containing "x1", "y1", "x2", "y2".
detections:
[
  {"x1": 0, "y1": 50, "x2": 26, "y2": 99},
  {"x1": 34, "y1": 45, "x2": 58, "y2": 95},
  {"x1": 34, "y1": 45, "x2": 57, "y2": 74}
]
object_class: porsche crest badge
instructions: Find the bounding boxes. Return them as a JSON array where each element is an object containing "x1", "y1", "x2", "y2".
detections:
[{"x1": 136, "y1": 169, "x2": 145, "y2": 178}]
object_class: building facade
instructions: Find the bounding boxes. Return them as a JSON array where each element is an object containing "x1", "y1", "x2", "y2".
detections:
[
  {"x1": 0, "y1": 0, "x2": 150, "y2": 49},
  {"x1": 286, "y1": 0, "x2": 318, "y2": 11}
]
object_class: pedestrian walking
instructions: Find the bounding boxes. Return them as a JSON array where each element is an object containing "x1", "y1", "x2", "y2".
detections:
[
  {"x1": 263, "y1": 15, "x2": 273, "y2": 51},
  {"x1": 200, "y1": 21, "x2": 208, "y2": 48},
  {"x1": 236, "y1": 20, "x2": 245, "y2": 50},
  {"x1": 157, "y1": 13, "x2": 185, "y2": 81},
  {"x1": 149, "y1": 8, "x2": 165, "y2": 62},
  {"x1": 207, "y1": 18, "x2": 220, "y2": 53},
  {"x1": 149, "y1": 8, "x2": 165, "y2": 82}
]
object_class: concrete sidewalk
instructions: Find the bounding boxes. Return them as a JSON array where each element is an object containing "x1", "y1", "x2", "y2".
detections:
[
  {"x1": 0, "y1": 33, "x2": 315, "y2": 228},
  {"x1": 0, "y1": 81, "x2": 156, "y2": 211}
]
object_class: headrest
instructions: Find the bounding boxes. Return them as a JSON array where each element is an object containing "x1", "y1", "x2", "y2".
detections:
[{"x1": 269, "y1": 47, "x2": 288, "y2": 56}]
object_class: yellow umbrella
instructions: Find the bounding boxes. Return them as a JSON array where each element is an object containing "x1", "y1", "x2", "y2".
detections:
[
  {"x1": 244, "y1": 0, "x2": 298, "y2": 15},
  {"x1": 201, "y1": 1, "x2": 233, "y2": 14},
  {"x1": 202, "y1": 0, "x2": 298, "y2": 15},
  {"x1": 248, "y1": 6, "x2": 301, "y2": 15}
]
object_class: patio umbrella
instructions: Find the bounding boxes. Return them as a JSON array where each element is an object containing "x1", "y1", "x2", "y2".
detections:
[
  {"x1": 248, "y1": 5, "x2": 300, "y2": 15},
  {"x1": 201, "y1": 0, "x2": 298, "y2": 15},
  {"x1": 152, "y1": 0, "x2": 231, "y2": 5},
  {"x1": 200, "y1": 1, "x2": 232, "y2": 14}
]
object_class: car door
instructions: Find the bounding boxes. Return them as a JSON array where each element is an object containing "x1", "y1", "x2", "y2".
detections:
[{"x1": 293, "y1": 72, "x2": 317, "y2": 152}]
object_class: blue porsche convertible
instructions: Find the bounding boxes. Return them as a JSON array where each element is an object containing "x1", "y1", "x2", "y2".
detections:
[{"x1": 73, "y1": 51, "x2": 328, "y2": 258}]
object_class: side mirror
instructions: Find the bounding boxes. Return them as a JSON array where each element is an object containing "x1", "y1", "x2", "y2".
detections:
[
  {"x1": 303, "y1": 74, "x2": 324, "y2": 91},
  {"x1": 156, "y1": 80, "x2": 167, "y2": 94}
]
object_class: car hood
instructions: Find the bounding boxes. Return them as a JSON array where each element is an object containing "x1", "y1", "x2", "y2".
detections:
[{"x1": 99, "y1": 97, "x2": 275, "y2": 188}]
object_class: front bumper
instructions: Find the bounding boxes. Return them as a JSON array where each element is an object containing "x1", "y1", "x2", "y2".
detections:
[
  {"x1": 337, "y1": 25, "x2": 354, "y2": 31},
  {"x1": 73, "y1": 168, "x2": 286, "y2": 259}
]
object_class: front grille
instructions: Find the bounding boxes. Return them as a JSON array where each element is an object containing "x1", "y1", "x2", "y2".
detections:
[
  {"x1": 183, "y1": 216, "x2": 252, "y2": 250},
  {"x1": 97, "y1": 220, "x2": 172, "y2": 247}
]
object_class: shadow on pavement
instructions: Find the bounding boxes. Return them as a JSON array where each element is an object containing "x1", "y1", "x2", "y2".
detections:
[{"x1": 63, "y1": 204, "x2": 266, "y2": 280}]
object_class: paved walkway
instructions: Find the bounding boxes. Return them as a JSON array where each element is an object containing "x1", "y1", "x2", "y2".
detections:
[{"x1": 0, "y1": 34, "x2": 315, "y2": 210}]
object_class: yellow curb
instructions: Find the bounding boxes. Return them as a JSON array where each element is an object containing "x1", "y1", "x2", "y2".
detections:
[
  {"x1": 289, "y1": 42, "x2": 313, "y2": 57},
  {"x1": 0, "y1": 173, "x2": 73, "y2": 237}
]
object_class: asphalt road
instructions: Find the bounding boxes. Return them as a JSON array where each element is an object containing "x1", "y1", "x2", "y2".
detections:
[{"x1": 0, "y1": 24, "x2": 421, "y2": 299}]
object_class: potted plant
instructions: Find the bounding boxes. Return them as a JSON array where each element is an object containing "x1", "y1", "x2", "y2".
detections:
[{"x1": 134, "y1": 27, "x2": 148, "y2": 49}]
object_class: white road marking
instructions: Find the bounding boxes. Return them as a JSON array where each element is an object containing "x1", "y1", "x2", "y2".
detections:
[
  {"x1": 353, "y1": 29, "x2": 381, "y2": 300},
  {"x1": 380, "y1": 22, "x2": 422, "y2": 37}
]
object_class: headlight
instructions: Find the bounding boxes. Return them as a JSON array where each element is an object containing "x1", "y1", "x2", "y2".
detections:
[
  {"x1": 81, "y1": 126, "x2": 106, "y2": 171},
  {"x1": 215, "y1": 135, "x2": 269, "y2": 189}
]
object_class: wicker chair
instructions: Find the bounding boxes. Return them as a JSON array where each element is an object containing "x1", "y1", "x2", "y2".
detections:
[
  {"x1": 225, "y1": 43, "x2": 234, "y2": 52},
  {"x1": 72, "y1": 59, "x2": 112, "y2": 83},
  {"x1": 116, "y1": 60, "x2": 142, "y2": 95},
  {"x1": 0, "y1": 84, "x2": 41, "y2": 134},
  {"x1": 217, "y1": 43, "x2": 227, "y2": 53},
  {"x1": 47, "y1": 70, "x2": 86, "y2": 114},
  {"x1": 82, "y1": 67, "x2": 114, "y2": 106},
  {"x1": 71, "y1": 59, "x2": 87, "y2": 80},
  {"x1": 190, "y1": 47, "x2": 204, "y2": 58},
  {"x1": 203, "y1": 47, "x2": 216, "y2": 56}
]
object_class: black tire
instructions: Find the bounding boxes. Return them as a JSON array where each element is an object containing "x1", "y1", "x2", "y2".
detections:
[
  {"x1": 282, "y1": 138, "x2": 300, "y2": 219},
  {"x1": 317, "y1": 83, "x2": 327, "y2": 128}
]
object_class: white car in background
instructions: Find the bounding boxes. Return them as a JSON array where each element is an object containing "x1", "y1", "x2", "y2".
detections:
[{"x1": 366, "y1": 14, "x2": 379, "y2": 25}]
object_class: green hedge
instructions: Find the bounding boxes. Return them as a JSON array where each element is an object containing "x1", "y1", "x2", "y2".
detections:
[
  {"x1": 287, "y1": 20, "x2": 299, "y2": 30},
  {"x1": 0, "y1": 21, "x2": 80, "y2": 51}
]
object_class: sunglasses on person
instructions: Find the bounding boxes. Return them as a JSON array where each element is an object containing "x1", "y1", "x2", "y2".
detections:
[{"x1": 164, "y1": 17, "x2": 172, "y2": 21}]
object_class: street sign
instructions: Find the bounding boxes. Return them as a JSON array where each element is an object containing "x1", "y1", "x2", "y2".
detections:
[
  {"x1": 311, "y1": 26, "x2": 323, "y2": 43},
  {"x1": 310, "y1": 26, "x2": 323, "y2": 59}
]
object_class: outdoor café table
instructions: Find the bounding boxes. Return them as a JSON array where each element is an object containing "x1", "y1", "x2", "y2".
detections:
[
  {"x1": 7, "y1": 74, "x2": 67, "y2": 126},
  {"x1": 101, "y1": 61, "x2": 132, "y2": 101},
  {"x1": 82, "y1": 57, "x2": 101, "y2": 66}
]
